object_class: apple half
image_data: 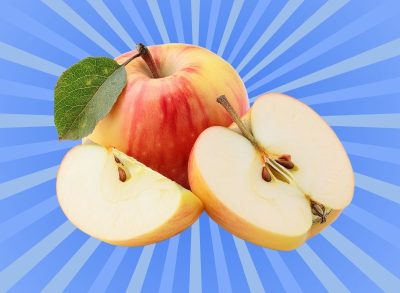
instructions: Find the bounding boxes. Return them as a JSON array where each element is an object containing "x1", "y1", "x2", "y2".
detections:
[
  {"x1": 189, "y1": 93, "x2": 354, "y2": 250},
  {"x1": 57, "y1": 144, "x2": 203, "y2": 246}
]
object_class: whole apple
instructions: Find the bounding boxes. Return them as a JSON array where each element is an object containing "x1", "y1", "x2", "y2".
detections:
[{"x1": 89, "y1": 44, "x2": 248, "y2": 187}]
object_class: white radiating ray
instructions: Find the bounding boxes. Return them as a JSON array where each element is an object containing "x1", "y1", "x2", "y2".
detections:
[
  {"x1": 0, "y1": 221, "x2": 75, "y2": 292},
  {"x1": 297, "y1": 244, "x2": 350, "y2": 292},
  {"x1": 0, "y1": 196, "x2": 58, "y2": 242},
  {"x1": 42, "y1": 238, "x2": 101, "y2": 293},
  {"x1": 191, "y1": 0, "x2": 200, "y2": 45},
  {"x1": 243, "y1": 0, "x2": 349, "y2": 82},
  {"x1": 0, "y1": 140, "x2": 76, "y2": 164},
  {"x1": 87, "y1": 0, "x2": 135, "y2": 49},
  {"x1": 209, "y1": 219, "x2": 232, "y2": 293},
  {"x1": 355, "y1": 173, "x2": 400, "y2": 205},
  {"x1": 0, "y1": 80, "x2": 53, "y2": 101},
  {"x1": 169, "y1": 0, "x2": 185, "y2": 42},
  {"x1": 248, "y1": 3, "x2": 396, "y2": 92},
  {"x1": 41, "y1": 0, "x2": 120, "y2": 56},
  {"x1": 323, "y1": 113, "x2": 400, "y2": 128},
  {"x1": 159, "y1": 235, "x2": 180, "y2": 293},
  {"x1": 322, "y1": 226, "x2": 400, "y2": 291},
  {"x1": 263, "y1": 250, "x2": 302, "y2": 293},
  {"x1": 0, "y1": 165, "x2": 58, "y2": 200},
  {"x1": 227, "y1": 0, "x2": 271, "y2": 62},
  {"x1": 147, "y1": 0, "x2": 171, "y2": 43},
  {"x1": 0, "y1": 42, "x2": 64, "y2": 76},
  {"x1": 0, "y1": 114, "x2": 54, "y2": 128},
  {"x1": 217, "y1": 0, "x2": 245, "y2": 56},
  {"x1": 126, "y1": 244, "x2": 155, "y2": 293},
  {"x1": 268, "y1": 38, "x2": 400, "y2": 93},
  {"x1": 343, "y1": 204, "x2": 400, "y2": 249},
  {"x1": 205, "y1": 0, "x2": 223, "y2": 49},
  {"x1": 232, "y1": 237, "x2": 264, "y2": 292},
  {"x1": 2, "y1": 5, "x2": 88, "y2": 59},
  {"x1": 299, "y1": 77, "x2": 400, "y2": 106},
  {"x1": 189, "y1": 220, "x2": 202, "y2": 293},
  {"x1": 88, "y1": 247, "x2": 128, "y2": 293},
  {"x1": 235, "y1": 0, "x2": 303, "y2": 73},
  {"x1": 343, "y1": 141, "x2": 400, "y2": 165},
  {"x1": 120, "y1": 0, "x2": 154, "y2": 44}
]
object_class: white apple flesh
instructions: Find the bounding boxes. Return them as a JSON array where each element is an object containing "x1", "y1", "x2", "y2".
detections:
[
  {"x1": 57, "y1": 144, "x2": 203, "y2": 246},
  {"x1": 189, "y1": 93, "x2": 354, "y2": 250}
]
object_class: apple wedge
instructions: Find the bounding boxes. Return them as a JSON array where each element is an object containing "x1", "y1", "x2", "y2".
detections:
[
  {"x1": 189, "y1": 93, "x2": 354, "y2": 250},
  {"x1": 57, "y1": 144, "x2": 203, "y2": 246}
]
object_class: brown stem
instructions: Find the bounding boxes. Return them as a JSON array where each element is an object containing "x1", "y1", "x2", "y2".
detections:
[
  {"x1": 121, "y1": 52, "x2": 142, "y2": 67},
  {"x1": 217, "y1": 95, "x2": 260, "y2": 149},
  {"x1": 136, "y1": 43, "x2": 160, "y2": 78}
]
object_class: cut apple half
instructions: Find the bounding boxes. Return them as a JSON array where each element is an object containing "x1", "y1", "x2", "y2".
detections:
[
  {"x1": 57, "y1": 144, "x2": 203, "y2": 246},
  {"x1": 189, "y1": 93, "x2": 354, "y2": 250}
]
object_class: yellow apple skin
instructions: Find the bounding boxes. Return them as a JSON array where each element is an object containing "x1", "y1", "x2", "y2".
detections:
[
  {"x1": 188, "y1": 150, "x2": 308, "y2": 251},
  {"x1": 103, "y1": 190, "x2": 203, "y2": 246},
  {"x1": 89, "y1": 43, "x2": 248, "y2": 188}
]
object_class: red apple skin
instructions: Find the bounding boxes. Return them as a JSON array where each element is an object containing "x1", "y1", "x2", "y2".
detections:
[{"x1": 89, "y1": 44, "x2": 248, "y2": 188}]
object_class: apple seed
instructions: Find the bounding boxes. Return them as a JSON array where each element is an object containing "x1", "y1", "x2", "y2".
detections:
[
  {"x1": 261, "y1": 166, "x2": 272, "y2": 182},
  {"x1": 118, "y1": 167, "x2": 127, "y2": 182}
]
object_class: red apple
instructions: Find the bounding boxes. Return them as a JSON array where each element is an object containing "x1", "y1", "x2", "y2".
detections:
[{"x1": 89, "y1": 44, "x2": 248, "y2": 187}]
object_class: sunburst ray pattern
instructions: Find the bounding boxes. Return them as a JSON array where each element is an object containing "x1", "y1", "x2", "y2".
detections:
[{"x1": 1, "y1": 0, "x2": 399, "y2": 291}]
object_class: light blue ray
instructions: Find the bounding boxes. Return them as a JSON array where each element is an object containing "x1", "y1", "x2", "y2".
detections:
[
  {"x1": 323, "y1": 227, "x2": 400, "y2": 291},
  {"x1": 88, "y1": 247, "x2": 128, "y2": 293},
  {"x1": 209, "y1": 219, "x2": 232, "y2": 293},
  {"x1": 42, "y1": 238, "x2": 101, "y2": 293},
  {"x1": 87, "y1": 0, "x2": 135, "y2": 48},
  {"x1": 217, "y1": 0, "x2": 245, "y2": 56},
  {"x1": 0, "y1": 114, "x2": 54, "y2": 128},
  {"x1": 0, "y1": 196, "x2": 58, "y2": 242},
  {"x1": 269, "y1": 38, "x2": 400, "y2": 93},
  {"x1": 126, "y1": 244, "x2": 155, "y2": 293},
  {"x1": 343, "y1": 141, "x2": 400, "y2": 165},
  {"x1": 235, "y1": 0, "x2": 303, "y2": 73},
  {"x1": 0, "y1": 140, "x2": 75, "y2": 164},
  {"x1": 191, "y1": 0, "x2": 200, "y2": 45},
  {"x1": 344, "y1": 204, "x2": 400, "y2": 248},
  {"x1": 355, "y1": 173, "x2": 400, "y2": 205},
  {"x1": 169, "y1": 0, "x2": 185, "y2": 43},
  {"x1": 323, "y1": 113, "x2": 400, "y2": 128},
  {"x1": 243, "y1": 0, "x2": 349, "y2": 81},
  {"x1": 120, "y1": 0, "x2": 154, "y2": 44},
  {"x1": 3, "y1": 5, "x2": 88, "y2": 59},
  {"x1": 189, "y1": 220, "x2": 201, "y2": 293},
  {"x1": 0, "y1": 165, "x2": 58, "y2": 200},
  {"x1": 0, "y1": 221, "x2": 75, "y2": 292},
  {"x1": 297, "y1": 244, "x2": 350, "y2": 292},
  {"x1": 0, "y1": 80, "x2": 53, "y2": 101},
  {"x1": 41, "y1": 0, "x2": 120, "y2": 56},
  {"x1": 227, "y1": 0, "x2": 271, "y2": 62},
  {"x1": 300, "y1": 77, "x2": 400, "y2": 105},
  {"x1": 264, "y1": 250, "x2": 302, "y2": 293},
  {"x1": 205, "y1": 0, "x2": 222, "y2": 49},
  {"x1": 0, "y1": 42, "x2": 64, "y2": 76},
  {"x1": 233, "y1": 237, "x2": 264, "y2": 293},
  {"x1": 147, "y1": 0, "x2": 171, "y2": 43},
  {"x1": 248, "y1": 3, "x2": 395, "y2": 92},
  {"x1": 159, "y1": 235, "x2": 180, "y2": 293}
]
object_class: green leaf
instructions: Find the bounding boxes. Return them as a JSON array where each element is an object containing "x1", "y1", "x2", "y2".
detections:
[{"x1": 54, "y1": 57, "x2": 127, "y2": 140}]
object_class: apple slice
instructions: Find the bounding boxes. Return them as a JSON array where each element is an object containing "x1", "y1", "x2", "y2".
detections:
[
  {"x1": 189, "y1": 93, "x2": 354, "y2": 250},
  {"x1": 57, "y1": 144, "x2": 203, "y2": 246}
]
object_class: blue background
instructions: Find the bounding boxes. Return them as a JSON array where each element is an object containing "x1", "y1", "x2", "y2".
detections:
[{"x1": 1, "y1": 0, "x2": 400, "y2": 292}]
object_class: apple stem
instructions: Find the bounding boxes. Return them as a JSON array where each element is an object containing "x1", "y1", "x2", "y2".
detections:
[
  {"x1": 217, "y1": 95, "x2": 261, "y2": 150},
  {"x1": 136, "y1": 43, "x2": 160, "y2": 78}
]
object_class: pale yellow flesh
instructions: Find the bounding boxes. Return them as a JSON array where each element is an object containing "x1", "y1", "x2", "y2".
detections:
[
  {"x1": 57, "y1": 145, "x2": 203, "y2": 246},
  {"x1": 189, "y1": 93, "x2": 354, "y2": 250}
]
